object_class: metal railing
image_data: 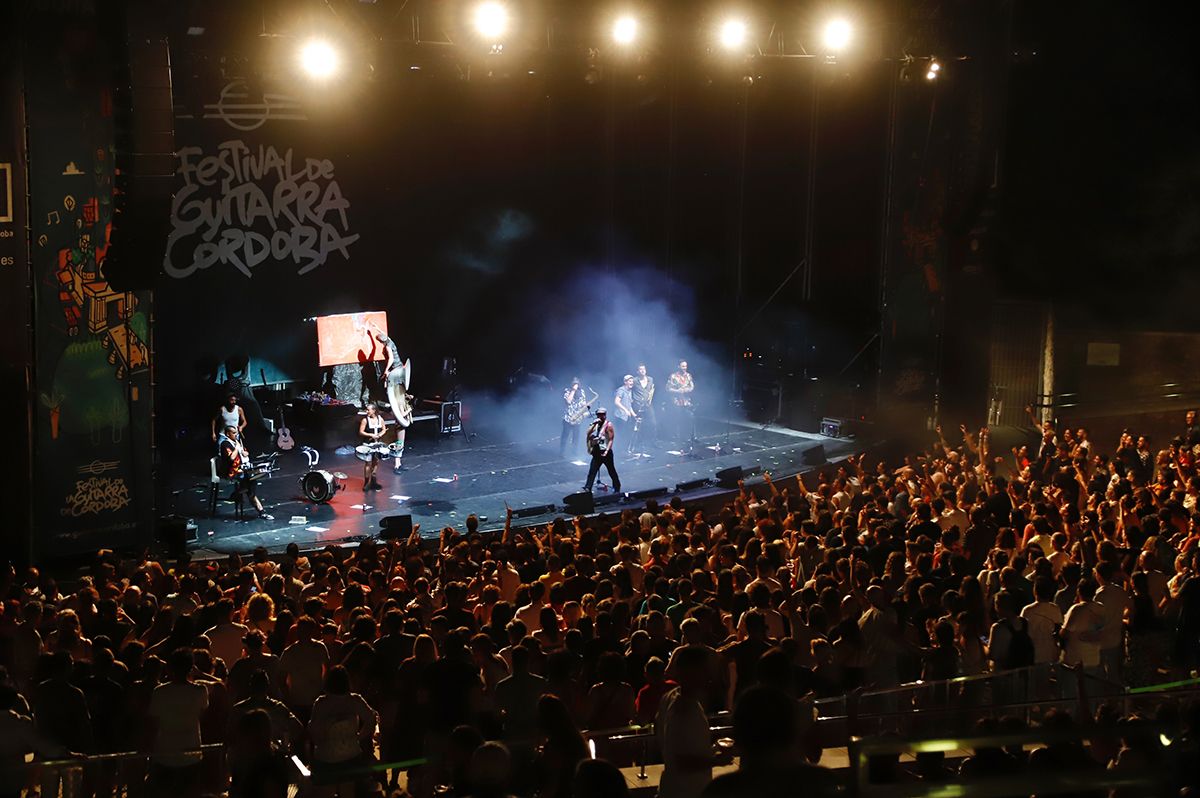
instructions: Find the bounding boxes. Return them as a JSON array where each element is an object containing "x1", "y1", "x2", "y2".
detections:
[
  {"x1": 10, "y1": 669, "x2": 1200, "y2": 796},
  {"x1": 847, "y1": 722, "x2": 1172, "y2": 798}
]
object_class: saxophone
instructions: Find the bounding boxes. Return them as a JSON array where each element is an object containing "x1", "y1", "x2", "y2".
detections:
[{"x1": 565, "y1": 388, "x2": 599, "y2": 425}]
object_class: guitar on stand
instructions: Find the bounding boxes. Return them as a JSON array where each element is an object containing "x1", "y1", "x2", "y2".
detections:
[
  {"x1": 263, "y1": 369, "x2": 295, "y2": 451},
  {"x1": 276, "y1": 407, "x2": 295, "y2": 451}
]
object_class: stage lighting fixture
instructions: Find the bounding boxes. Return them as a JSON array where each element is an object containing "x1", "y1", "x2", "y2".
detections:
[
  {"x1": 612, "y1": 15, "x2": 638, "y2": 46},
  {"x1": 719, "y1": 18, "x2": 748, "y2": 50},
  {"x1": 821, "y1": 18, "x2": 853, "y2": 52},
  {"x1": 298, "y1": 38, "x2": 340, "y2": 80},
  {"x1": 473, "y1": 2, "x2": 510, "y2": 41},
  {"x1": 926, "y1": 60, "x2": 941, "y2": 80}
]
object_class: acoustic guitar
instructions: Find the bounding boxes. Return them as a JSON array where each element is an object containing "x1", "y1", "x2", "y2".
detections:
[
  {"x1": 276, "y1": 406, "x2": 295, "y2": 451},
  {"x1": 263, "y1": 369, "x2": 295, "y2": 451}
]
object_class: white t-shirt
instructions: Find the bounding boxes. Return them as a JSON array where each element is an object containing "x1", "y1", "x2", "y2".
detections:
[
  {"x1": 939, "y1": 507, "x2": 969, "y2": 533},
  {"x1": 1094, "y1": 584, "x2": 1131, "y2": 651},
  {"x1": 1021, "y1": 601, "x2": 1064, "y2": 664},
  {"x1": 1062, "y1": 601, "x2": 1104, "y2": 668},
  {"x1": 148, "y1": 681, "x2": 209, "y2": 767},
  {"x1": 279, "y1": 640, "x2": 330, "y2": 707},
  {"x1": 656, "y1": 688, "x2": 712, "y2": 798},
  {"x1": 497, "y1": 566, "x2": 521, "y2": 604},
  {"x1": 204, "y1": 621, "x2": 249, "y2": 668},
  {"x1": 515, "y1": 600, "x2": 547, "y2": 632},
  {"x1": 308, "y1": 693, "x2": 377, "y2": 764}
]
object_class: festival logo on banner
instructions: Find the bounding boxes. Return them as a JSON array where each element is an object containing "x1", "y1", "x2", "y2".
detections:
[{"x1": 165, "y1": 140, "x2": 361, "y2": 279}]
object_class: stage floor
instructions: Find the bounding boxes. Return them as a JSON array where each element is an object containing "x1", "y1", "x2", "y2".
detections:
[{"x1": 173, "y1": 418, "x2": 864, "y2": 556}]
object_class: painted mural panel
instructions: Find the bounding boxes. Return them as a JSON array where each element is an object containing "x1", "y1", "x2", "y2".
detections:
[{"x1": 26, "y1": 26, "x2": 153, "y2": 556}]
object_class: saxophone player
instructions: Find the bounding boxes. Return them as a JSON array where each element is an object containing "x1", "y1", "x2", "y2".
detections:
[
  {"x1": 629, "y1": 363, "x2": 656, "y2": 455},
  {"x1": 561, "y1": 377, "x2": 597, "y2": 457}
]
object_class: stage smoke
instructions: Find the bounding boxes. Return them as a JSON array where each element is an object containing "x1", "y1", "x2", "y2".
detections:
[{"x1": 459, "y1": 266, "x2": 744, "y2": 446}]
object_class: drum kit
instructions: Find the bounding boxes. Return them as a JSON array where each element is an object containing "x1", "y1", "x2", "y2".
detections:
[
  {"x1": 299, "y1": 443, "x2": 397, "y2": 505},
  {"x1": 221, "y1": 408, "x2": 406, "y2": 506}
]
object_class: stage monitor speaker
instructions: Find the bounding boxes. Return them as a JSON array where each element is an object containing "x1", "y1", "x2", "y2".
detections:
[
  {"x1": 629, "y1": 486, "x2": 669, "y2": 500},
  {"x1": 820, "y1": 417, "x2": 843, "y2": 438},
  {"x1": 514, "y1": 503, "x2": 556, "y2": 519},
  {"x1": 379, "y1": 514, "x2": 413, "y2": 539},
  {"x1": 802, "y1": 444, "x2": 827, "y2": 466},
  {"x1": 715, "y1": 465, "x2": 744, "y2": 487},
  {"x1": 562, "y1": 491, "x2": 594, "y2": 515},
  {"x1": 158, "y1": 514, "x2": 197, "y2": 558},
  {"x1": 594, "y1": 492, "x2": 623, "y2": 508},
  {"x1": 675, "y1": 478, "x2": 710, "y2": 492},
  {"x1": 441, "y1": 401, "x2": 462, "y2": 434},
  {"x1": 101, "y1": 0, "x2": 176, "y2": 291}
]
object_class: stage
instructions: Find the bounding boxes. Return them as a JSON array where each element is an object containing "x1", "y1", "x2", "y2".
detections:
[{"x1": 171, "y1": 417, "x2": 867, "y2": 556}]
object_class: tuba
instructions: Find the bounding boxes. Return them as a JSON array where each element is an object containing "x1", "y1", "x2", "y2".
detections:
[{"x1": 393, "y1": 392, "x2": 414, "y2": 429}]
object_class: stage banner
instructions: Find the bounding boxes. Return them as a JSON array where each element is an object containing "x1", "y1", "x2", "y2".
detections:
[
  {"x1": 0, "y1": 4, "x2": 33, "y2": 563},
  {"x1": 25, "y1": 12, "x2": 155, "y2": 557}
]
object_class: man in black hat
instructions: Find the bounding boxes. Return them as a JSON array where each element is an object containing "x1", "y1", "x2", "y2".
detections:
[{"x1": 584, "y1": 408, "x2": 621, "y2": 493}]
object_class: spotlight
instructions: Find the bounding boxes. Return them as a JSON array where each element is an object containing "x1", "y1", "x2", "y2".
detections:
[
  {"x1": 926, "y1": 59, "x2": 941, "y2": 80},
  {"x1": 473, "y1": 1, "x2": 510, "y2": 41},
  {"x1": 298, "y1": 39, "x2": 340, "y2": 80},
  {"x1": 612, "y1": 15, "x2": 638, "y2": 46},
  {"x1": 719, "y1": 18, "x2": 748, "y2": 50},
  {"x1": 821, "y1": 18, "x2": 853, "y2": 52}
]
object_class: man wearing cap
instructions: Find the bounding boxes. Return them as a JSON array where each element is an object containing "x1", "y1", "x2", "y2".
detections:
[
  {"x1": 614, "y1": 374, "x2": 637, "y2": 450},
  {"x1": 584, "y1": 408, "x2": 621, "y2": 493}
]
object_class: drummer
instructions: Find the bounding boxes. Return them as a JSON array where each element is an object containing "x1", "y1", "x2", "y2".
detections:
[{"x1": 358, "y1": 402, "x2": 387, "y2": 490}]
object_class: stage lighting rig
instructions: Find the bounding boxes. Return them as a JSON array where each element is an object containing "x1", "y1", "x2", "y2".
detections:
[
  {"x1": 821, "y1": 18, "x2": 852, "y2": 52},
  {"x1": 719, "y1": 18, "x2": 748, "y2": 51},
  {"x1": 297, "y1": 38, "x2": 340, "y2": 80},
  {"x1": 612, "y1": 15, "x2": 638, "y2": 46},
  {"x1": 473, "y1": 1, "x2": 510, "y2": 42}
]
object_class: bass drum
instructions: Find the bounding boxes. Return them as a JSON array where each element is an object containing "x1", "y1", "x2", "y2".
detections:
[{"x1": 301, "y1": 470, "x2": 342, "y2": 503}]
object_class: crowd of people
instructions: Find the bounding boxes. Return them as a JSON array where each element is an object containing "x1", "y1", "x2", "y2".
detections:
[{"x1": 2, "y1": 408, "x2": 1200, "y2": 798}]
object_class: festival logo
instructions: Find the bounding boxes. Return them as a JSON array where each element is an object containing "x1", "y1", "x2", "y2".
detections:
[
  {"x1": 175, "y1": 80, "x2": 308, "y2": 132},
  {"x1": 61, "y1": 476, "x2": 131, "y2": 517},
  {"x1": 165, "y1": 140, "x2": 360, "y2": 278}
]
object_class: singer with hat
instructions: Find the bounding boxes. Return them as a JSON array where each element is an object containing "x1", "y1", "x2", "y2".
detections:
[{"x1": 583, "y1": 408, "x2": 621, "y2": 493}]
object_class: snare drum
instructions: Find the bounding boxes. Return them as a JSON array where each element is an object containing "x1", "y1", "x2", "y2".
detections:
[
  {"x1": 301, "y1": 470, "x2": 342, "y2": 503},
  {"x1": 355, "y1": 443, "x2": 393, "y2": 462}
]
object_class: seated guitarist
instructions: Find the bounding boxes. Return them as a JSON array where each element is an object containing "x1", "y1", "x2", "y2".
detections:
[
  {"x1": 217, "y1": 425, "x2": 268, "y2": 518},
  {"x1": 583, "y1": 408, "x2": 621, "y2": 493}
]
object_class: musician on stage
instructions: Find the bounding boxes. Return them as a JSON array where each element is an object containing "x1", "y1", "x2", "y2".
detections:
[
  {"x1": 368, "y1": 321, "x2": 413, "y2": 472},
  {"x1": 630, "y1": 363, "x2": 656, "y2": 454},
  {"x1": 561, "y1": 377, "x2": 596, "y2": 457},
  {"x1": 211, "y1": 392, "x2": 247, "y2": 443},
  {"x1": 667, "y1": 359, "x2": 696, "y2": 443},
  {"x1": 359, "y1": 402, "x2": 387, "y2": 490},
  {"x1": 613, "y1": 374, "x2": 637, "y2": 449},
  {"x1": 583, "y1": 408, "x2": 621, "y2": 493},
  {"x1": 217, "y1": 425, "x2": 268, "y2": 517}
]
